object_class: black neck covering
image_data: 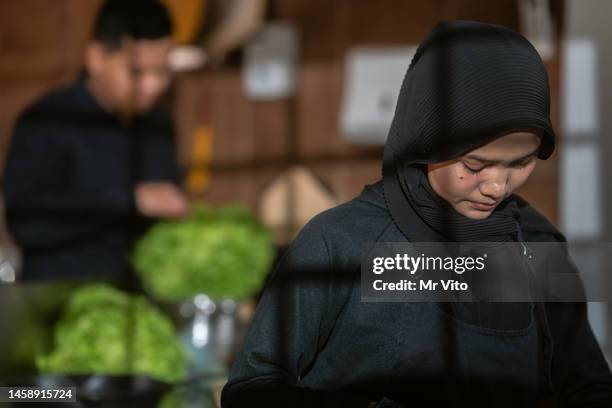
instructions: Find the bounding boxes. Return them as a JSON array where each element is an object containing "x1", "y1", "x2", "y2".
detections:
[
  {"x1": 402, "y1": 163, "x2": 520, "y2": 242},
  {"x1": 382, "y1": 21, "x2": 558, "y2": 244}
]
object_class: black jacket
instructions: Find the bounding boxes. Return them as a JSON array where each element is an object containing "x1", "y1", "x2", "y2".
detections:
[
  {"x1": 2, "y1": 78, "x2": 181, "y2": 281},
  {"x1": 221, "y1": 180, "x2": 612, "y2": 407}
]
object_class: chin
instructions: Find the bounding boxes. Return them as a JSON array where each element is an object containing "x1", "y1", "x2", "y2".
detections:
[
  {"x1": 458, "y1": 206, "x2": 493, "y2": 220},
  {"x1": 134, "y1": 99, "x2": 157, "y2": 113},
  {"x1": 135, "y1": 104, "x2": 153, "y2": 114}
]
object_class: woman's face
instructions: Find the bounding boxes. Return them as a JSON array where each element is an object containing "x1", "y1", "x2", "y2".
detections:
[{"x1": 426, "y1": 131, "x2": 542, "y2": 220}]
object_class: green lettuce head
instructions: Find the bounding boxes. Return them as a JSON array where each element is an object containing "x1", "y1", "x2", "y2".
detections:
[
  {"x1": 132, "y1": 204, "x2": 275, "y2": 301},
  {"x1": 36, "y1": 284, "x2": 185, "y2": 383}
]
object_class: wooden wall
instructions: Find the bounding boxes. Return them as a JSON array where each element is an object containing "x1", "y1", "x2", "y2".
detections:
[
  {"x1": 0, "y1": 0, "x2": 562, "y2": 245},
  {"x1": 0, "y1": 0, "x2": 102, "y2": 162}
]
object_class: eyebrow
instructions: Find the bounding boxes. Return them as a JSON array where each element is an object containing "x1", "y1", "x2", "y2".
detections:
[{"x1": 464, "y1": 147, "x2": 539, "y2": 165}]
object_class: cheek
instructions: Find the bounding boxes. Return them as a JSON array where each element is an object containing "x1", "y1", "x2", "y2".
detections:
[
  {"x1": 109, "y1": 65, "x2": 134, "y2": 99},
  {"x1": 509, "y1": 164, "x2": 536, "y2": 191},
  {"x1": 137, "y1": 74, "x2": 169, "y2": 99},
  {"x1": 438, "y1": 167, "x2": 479, "y2": 200},
  {"x1": 454, "y1": 167, "x2": 481, "y2": 191}
]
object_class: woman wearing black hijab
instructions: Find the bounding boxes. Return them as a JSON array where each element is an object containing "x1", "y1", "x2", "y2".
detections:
[{"x1": 222, "y1": 21, "x2": 612, "y2": 407}]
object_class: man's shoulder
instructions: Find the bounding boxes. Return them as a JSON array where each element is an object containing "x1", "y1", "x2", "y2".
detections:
[{"x1": 17, "y1": 80, "x2": 85, "y2": 125}]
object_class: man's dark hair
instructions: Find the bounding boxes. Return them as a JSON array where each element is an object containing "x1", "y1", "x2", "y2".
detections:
[{"x1": 92, "y1": 0, "x2": 173, "y2": 50}]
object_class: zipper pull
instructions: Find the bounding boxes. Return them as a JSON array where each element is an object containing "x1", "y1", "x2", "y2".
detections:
[{"x1": 520, "y1": 241, "x2": 534, "y2": 260}]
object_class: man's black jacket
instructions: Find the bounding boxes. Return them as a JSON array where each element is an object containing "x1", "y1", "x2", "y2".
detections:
[{"x1": 2, "y1": 78, "x2": 181, "y2": 281}]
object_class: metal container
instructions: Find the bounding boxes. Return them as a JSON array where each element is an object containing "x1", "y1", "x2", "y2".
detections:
[{"x1": 167, "y1": 295, "x2": 247, "y2": 377}]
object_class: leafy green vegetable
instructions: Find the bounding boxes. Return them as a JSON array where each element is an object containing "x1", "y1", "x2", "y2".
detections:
[
  {"x1": 36, "y1": 285, "x2": 185, "y2": 383},
  {"x1": 132, "y1": 204, "x2": 275, "y2": 301}
]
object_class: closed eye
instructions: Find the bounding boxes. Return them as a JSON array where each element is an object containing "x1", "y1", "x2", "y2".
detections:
[
  {"x1": 510, "y1": 157, "x2": 535, "y2": 169},
  {"x1": 463, "y1": 163, "x2": 484, "y2": 174}
]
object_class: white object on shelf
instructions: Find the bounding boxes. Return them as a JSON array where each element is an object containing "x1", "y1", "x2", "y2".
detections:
[
  {"x1": 169, "y1": 46, "x2": 208, "y2": 72},
  {"x1": 242, "y1": 22, "x2": 299, "y2": 100},
  {"x1": 519, "y1": 0, "x2": 555, "y2": 61},
  {"x1": 339, "y1": 46, "x2": 416, "y2": 145}
]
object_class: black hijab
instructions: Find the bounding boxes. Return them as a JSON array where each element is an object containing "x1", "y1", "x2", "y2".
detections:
[
  {"x1": 381, "y1": 21, "x2": 562, "y2": 330},
  {"x1": 382, "y1": 20, "x2": 558, "y2": 243}
]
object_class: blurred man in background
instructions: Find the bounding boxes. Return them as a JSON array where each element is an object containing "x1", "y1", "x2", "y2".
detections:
[{"x1": 2, "y1": 0, "x2": 187, "y2": 282}]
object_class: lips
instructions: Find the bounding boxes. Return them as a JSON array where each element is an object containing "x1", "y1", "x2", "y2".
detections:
[{"x1": 470, "y1": 200, "x2": 497, "y2": 211}]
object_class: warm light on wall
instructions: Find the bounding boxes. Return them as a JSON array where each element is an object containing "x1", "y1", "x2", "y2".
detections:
[{"x1": 186, "y1": 125, "x2": 214, "y2": 194}]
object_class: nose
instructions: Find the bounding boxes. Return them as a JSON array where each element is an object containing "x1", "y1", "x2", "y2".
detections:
[{"x1": 479, "y1": 168, "x2": 509, "y2": 201}]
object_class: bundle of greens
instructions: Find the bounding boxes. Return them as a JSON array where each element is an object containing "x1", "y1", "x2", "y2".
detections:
[
  {"x1": 132, "y1": 204, "x2": 275, "y2": 301},
  {"x1": 36, "y1": 284, "x2": 185, "y2": 383}
]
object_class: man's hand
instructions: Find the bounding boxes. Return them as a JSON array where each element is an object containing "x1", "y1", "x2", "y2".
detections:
[{"x1": 134, "y1": 182, "x2": 189, "y2": 218}]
